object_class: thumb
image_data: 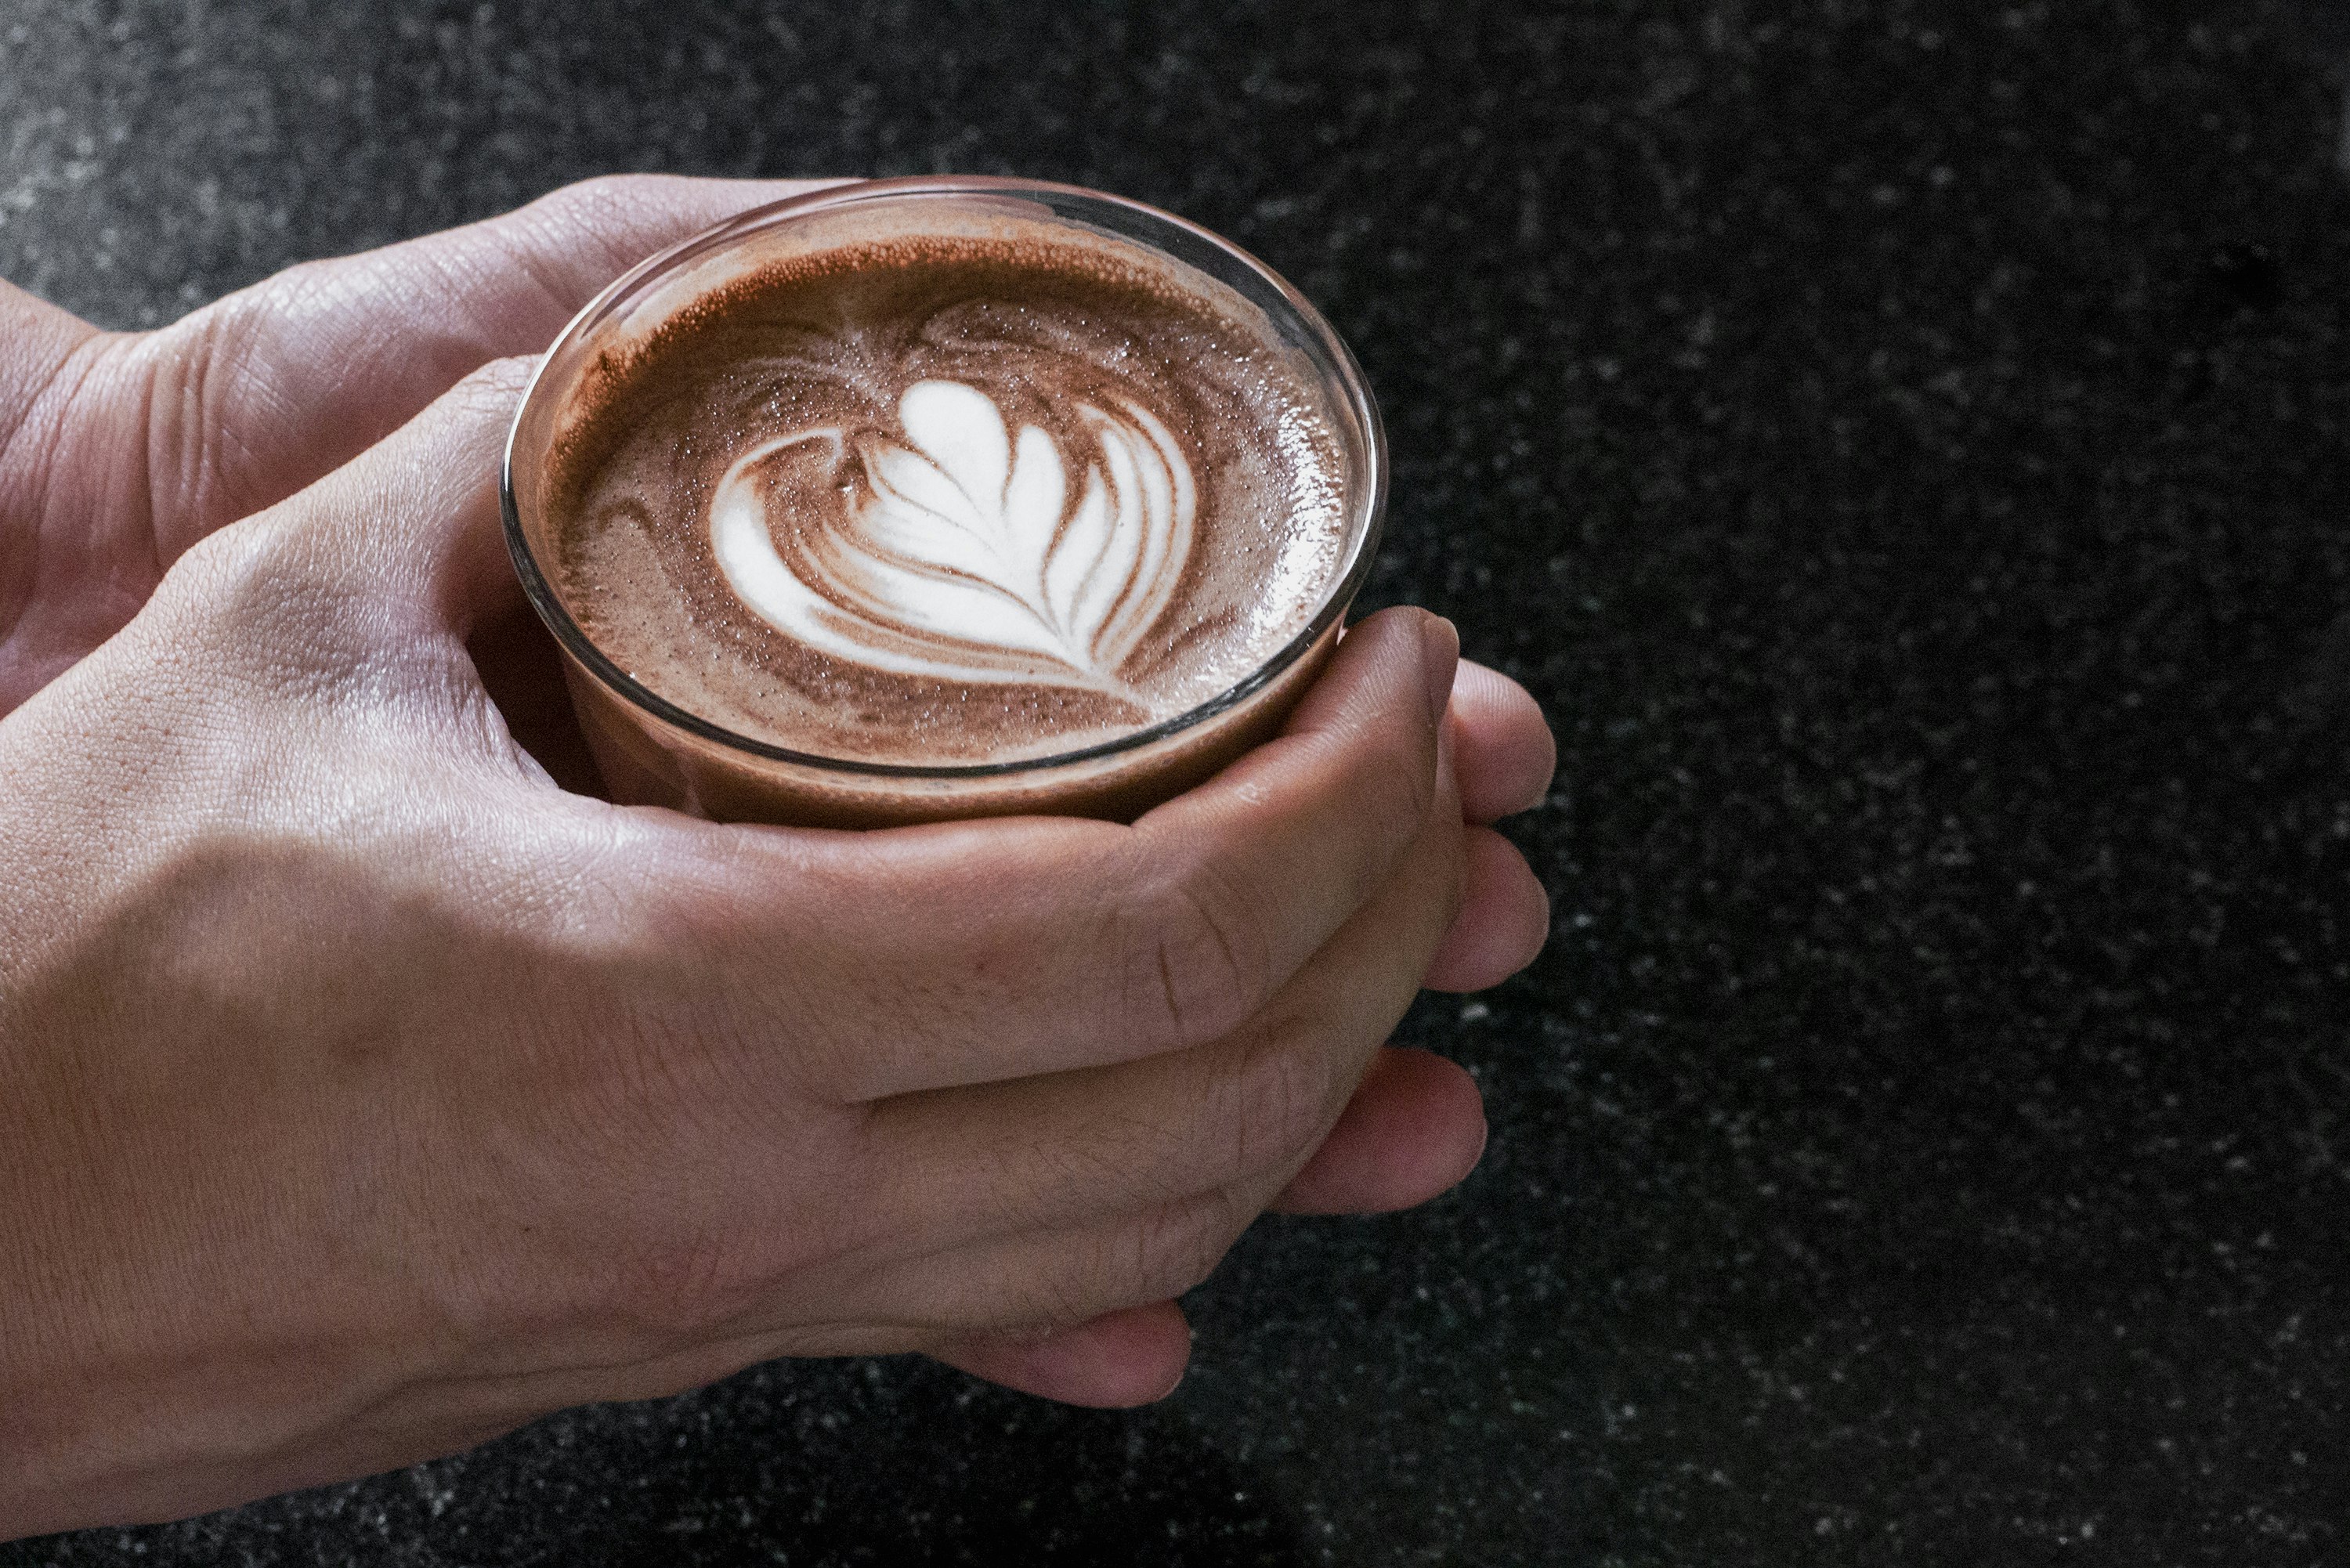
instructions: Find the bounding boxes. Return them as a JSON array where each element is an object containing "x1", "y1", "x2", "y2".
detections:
[
  {"x1": 140, "y1": 174, "x2": 849, "y2": 558},
  {"x1": 266, "y1": 354, "x2": 537, "y2": 641}
]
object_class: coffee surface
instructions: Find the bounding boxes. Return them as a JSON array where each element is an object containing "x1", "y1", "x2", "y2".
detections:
[{"x1": 542, "y1": 225, "x2": 1353, "y2": 765}]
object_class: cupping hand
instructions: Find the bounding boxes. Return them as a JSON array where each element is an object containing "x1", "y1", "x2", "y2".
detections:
[
  {"x1": 0, "y1": 177, "x2": 853, "y2": 714},
  {"x1": 0, "y1": 179, "x2": 1554, "y2": 1535}
]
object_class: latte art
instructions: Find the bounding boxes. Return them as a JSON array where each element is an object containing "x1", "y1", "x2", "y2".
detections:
[
  {"x1": 544, "y1": 226, "x2": 1356, "y2": 766},
  {"x1": 710, "y1": 379, "x2": 1196, "y2": 700}
]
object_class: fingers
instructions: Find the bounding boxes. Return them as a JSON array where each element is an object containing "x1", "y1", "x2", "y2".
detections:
[
  {"x1": 145, "y1": 353, "x2": 543, "y2": 763},
  {"x1": 446, "y1": 1279, "x2": 1196, "y2": 1416},
  {"x1": 1421, "y1": 826, "x2": 1551, "y2": 992},
  {"x1": 545, "y1": 743, "x2": 1473, "y2": 1392},
  {"x1": 1425, "y1": 661, "x2": 1553, "y2": 992},
  {"x1": 1450, "y1": 659, "x2": 1554, "y2": 823},
  {"x1": 1269, "y1": 1047, "x2": 1488, "y2": 1214},
  {"x1": 930, "y1": 1301, "x2": 1193, "y2": 1407},
  {"x1": 248, "y1": 355, "x2": 535, "y2": 632},
  {"x1": 658, "y1": 607, "x2": 1460, "y2": 1103},
  {"x1": 852, "y1": 750, "x2": 1465, "y2": 1254},
  {"x1": 810, "y1": 1180, "x2": 1260, "y2": 1353},
  {"x1": 139, "y1": 175, "x2": 848, "y2": 553}
]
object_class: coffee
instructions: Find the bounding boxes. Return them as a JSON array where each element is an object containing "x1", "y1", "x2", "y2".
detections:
[
  {"x1": 504, "y1": 181, "x2": 1384, "y2": 826},
  {"x1": 544, "y1": 230, "x2": 1350, "y2": 767}
]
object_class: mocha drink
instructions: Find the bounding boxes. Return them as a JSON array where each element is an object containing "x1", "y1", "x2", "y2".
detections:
[{"x1": 504, "y1": 180, "x2": 1384, "y2": 826}]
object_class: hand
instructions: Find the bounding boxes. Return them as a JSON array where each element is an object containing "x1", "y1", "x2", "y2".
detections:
[
  {"x1": 0, "y1": 181, "x2": 1553, "y2": 1533},
  {"x1": 935, "y1": 647, "x2": 1554, "y2": 1402},
  {"x1": 0, "y1": 174, "x2": 844, "y2": 715},
  {"x1": 0, "y1": 168, "x2": 1553, "y2": 1217},
  {"x1": 0, "y1": 360, "x2": 1543, "y2": 1531}
]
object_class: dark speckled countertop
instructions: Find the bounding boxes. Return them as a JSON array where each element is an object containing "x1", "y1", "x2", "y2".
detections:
[{"x1": 5, "y1": 2, "x2": 2350, "y2": 1562}]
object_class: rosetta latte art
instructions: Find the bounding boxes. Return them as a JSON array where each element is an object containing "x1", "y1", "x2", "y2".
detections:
[
  {"x1": 709, "y1": 380, "x2": 1196, "y2": 697},
  {"x1": 550, "y1": 234, "x2": 1354, "y2": 764}
]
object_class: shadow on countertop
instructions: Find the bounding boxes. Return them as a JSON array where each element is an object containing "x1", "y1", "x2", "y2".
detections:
[{"x1": 24, "y1": 1361, "x2": 1314, "y2": 1567}]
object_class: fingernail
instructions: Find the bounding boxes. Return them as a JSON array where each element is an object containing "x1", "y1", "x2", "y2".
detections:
[
  {"x1": 1420, "y1": 614, "x2": 1460, "y2": 726},
  {"x1": 1434, "y1": 698, "x2": 1459, "y2": 799},
  {"x1": 1157, "y1": 1317, "x2": 1197, "y2": 1400}
]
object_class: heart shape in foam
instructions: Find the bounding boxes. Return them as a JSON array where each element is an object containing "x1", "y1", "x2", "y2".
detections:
[{"x1": 710, "y1": 379, "x2": 1196, "y2": 699}]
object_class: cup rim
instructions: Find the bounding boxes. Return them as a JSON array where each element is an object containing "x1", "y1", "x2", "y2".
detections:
[{"x1": 500, "y1": 175, "x2": 1387, "y2": 782}]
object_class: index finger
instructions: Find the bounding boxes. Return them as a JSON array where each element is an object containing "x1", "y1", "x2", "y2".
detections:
[{"x1": 653, "y1": 607, "x2": 1462, "y2": 1103}]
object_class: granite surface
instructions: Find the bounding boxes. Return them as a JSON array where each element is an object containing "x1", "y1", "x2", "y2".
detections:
[{"x1": 6, "y1": 0, "x2": 2350, "y2": 1562}]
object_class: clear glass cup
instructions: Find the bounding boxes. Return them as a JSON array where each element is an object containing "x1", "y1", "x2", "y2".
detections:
[{"x1": 502, "y1": 177, "x2": 1386, "y2": 827}]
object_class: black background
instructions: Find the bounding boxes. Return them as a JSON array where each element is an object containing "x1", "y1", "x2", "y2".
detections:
[{"x1": 5, "y1": 1, "x2": 2349, "y2": 1562}]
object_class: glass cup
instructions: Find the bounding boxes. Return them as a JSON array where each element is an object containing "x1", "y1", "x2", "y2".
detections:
[{"x1": 502, "y1": 177, "x2": 1386, "y2": 828}]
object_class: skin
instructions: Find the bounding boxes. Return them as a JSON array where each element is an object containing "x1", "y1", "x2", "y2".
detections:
[{"x1": 0, "y1": 177, "x2": 1556, "y2": 1536}]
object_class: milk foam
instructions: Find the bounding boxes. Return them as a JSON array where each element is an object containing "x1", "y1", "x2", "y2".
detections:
[
  {"x1": 709, "y1": 379, "x2": 1196, "y2": 695},
  {"x1": 546, "y1": 226, "x2": 1355, "y2": 765}
]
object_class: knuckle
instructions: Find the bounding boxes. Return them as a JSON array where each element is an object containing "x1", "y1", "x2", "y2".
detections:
[
  {"x1": 536, "y1": 171, "x2": 660, "y2": 221},
  {"x1": 519, "y1": 175, "x2": 693, "y2": 278},
  {"x1": 1041, "y1": 1194, "x2": 1241, "y2": 1324},
  {"x1": 1220, "y1": 1016, "x2": 1345, "y2": 1179},
  {"x1": 151, "y1": 511, "x2": 314, "y2": 642},
  {"x1": 446, "y1": 352, "x2": 538, "y2": 412},
  {"x1": 211, "y1": 256, "x2": 339, "y2": 334},
  {"x1": 160, "y1": 507, "x2": 279, "y2": 594},
  {"x1": 1358, "y1": 719, "x2": 1440, "y2": 847},
  {"x1": 1126, "y1": 1191, "x2": 1246, "y2": 1301},
  {"x1": 145, "y1": 296, "x2": 274, "y2": 504},
  {"x1": 1125, "y1": 848, "x2": 1275, "y2": 1050},
  {"x1": 152, "y1": 518, "x2": 406, "y2": 703}
]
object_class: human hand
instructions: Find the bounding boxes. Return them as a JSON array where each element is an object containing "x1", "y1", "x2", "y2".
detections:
[
  {"x1": 0, "y1": 168, "x2": 1549, "y2": 983},
  {"x1": 0, "y1": 171, "x2": 1553, "y2": 1279},
  {"x1": 0, "y1": 339, "x2": 1549, "y2": 1533},
  {"x1": 933, "y1": 645, "x2": 1554, "y2": 1400},
  {"x1": 0, "y1": 176, "x2": 1553, "y2": 1528},
  {"x1": 0, "y1": 174, "x2": 845, "y2": 715}
]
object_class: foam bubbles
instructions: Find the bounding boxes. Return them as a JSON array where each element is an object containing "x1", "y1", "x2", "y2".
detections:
[
  {"x1": 710, "y1": 379, "x2": 1195, "y2": 697},
  {"x1": 549, "y1": 227, "x2": 1357, "y2": 764}
]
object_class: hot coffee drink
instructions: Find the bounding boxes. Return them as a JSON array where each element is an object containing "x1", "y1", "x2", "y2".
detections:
[
  {"x1": 505, "y1": 181, "x2": 1383, "y2": 826},
  {"x1": 544, "y1": 230, "x2": 1350, "y2": 766}
]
